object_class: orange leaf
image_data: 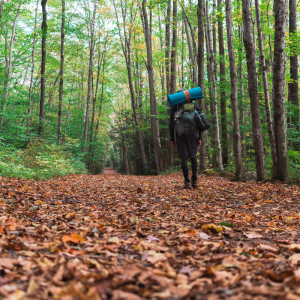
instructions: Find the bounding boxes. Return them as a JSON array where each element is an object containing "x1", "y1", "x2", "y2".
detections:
[{"x1": 62, "y1": 233, "x2": 85, "y2": 244}]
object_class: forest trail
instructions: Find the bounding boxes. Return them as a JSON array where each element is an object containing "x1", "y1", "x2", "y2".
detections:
[
  {"x1": 102, "y1": 167, "x2": 120, "y2": 175},
  {"x1": 0, "y1": 173, "x2": 299, "y2": 299}
]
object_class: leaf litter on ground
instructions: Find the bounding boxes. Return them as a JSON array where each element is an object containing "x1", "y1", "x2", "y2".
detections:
[{"x1": 0, "y1": 173, "x2": 299, "y2": 299}]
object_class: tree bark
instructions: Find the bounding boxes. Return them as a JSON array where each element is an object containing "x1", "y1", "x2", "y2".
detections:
[
  {"x1": 197, "y1": 0, "x2": 207, "y2": 172},
  {"x1": 165, "y1": 0, "x2": 171, "y2": 95},
  {"x1": 57, "y1": 0, "x2": 65, "y2": 145},
  {"x1": 0, "y1": 0, "x2": 4, "y2": 23},
  {"x1": 138, "y1": 0, "x2": 165, "y2": 173},
  {"x1": 225, "y1": 0, "x2": 243, "y2": 180},
  {"x1": 288, "y1": 0, "x2": 299, "y2": 143},
  {"x1": 1, "y1": 2, "x2": 22, "y2": 127},
  {"x1": 254, "y1": 0, "x2": 277, "y2": 177},
  {"x1": 112, "y1": 0, "x2": 147, "y2": 173},
  {"x1": 39, "y1": 0, "x2": 47, "y2": 138},
  {"x1": 218, "y1": 0, "x2": 228, "y2": 166},
  {"x1": 83, "y1": 0, "x2": 97, "y2": 151},
  {"x1": 183, "y1": 10, "x2": 196, "y2": 85},
  {"x1": 169, "y1": 0, "x2": 178, "y2": 94},
  {"x1": 242, "y1": 0, "x2": 265, "y2": 181},
  {"x1": 205, "y1": 1, "x2": 223, "y2": 171},
  {"x1": 272, "y1": 0, "x2": 288, "y2": 182},
  {"x1": 27, "y1": 0, "x2": 39, "y2": 132}
]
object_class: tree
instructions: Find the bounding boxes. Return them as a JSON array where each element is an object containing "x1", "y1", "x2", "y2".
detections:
[
  {"x1": 57, "y1": 0, "x2": 65, "y2": 145},
  {"x1": 254, "y1": 0, "x2": 277, "y2": 177},
  {"x1": 197, "y1": 0, "x2": 207, "y2": 172},
  {"x1": 169, "y1": 0, "x2": 178, "y2": 94},
  {"x1": 288, "y1": 0, "x2": 299, "y2": 142},
  {"x1": 242, "y1": 0, "x2": 265, "y2": 181},
  {"x1": 138, "y1": 0, "x2": 165, "y2": 174},
  {"x1": 218, "y1": 0, "x2": 228, "y2": 166},
  {"x1": 112, "y1": 0, "x2": 147, "y2": 173},
  {"x1": 39, "y1": 0, "x2": 47, "y2": 138},
  {"x1": 272, "y1": 0, "x2": 288, "y2": 182},
  {"x1": 83, "y1": 0, "x2": 97, "y2": 151},
  {"x1": 225, "y1": 0, "x2": 243, "y2": 180},
  {"x1": 205, "y1": 1, "x2": 223, "y2": 171},
  {"x1": 1, "y1": 1, "x2": 22, "y2": 127}
]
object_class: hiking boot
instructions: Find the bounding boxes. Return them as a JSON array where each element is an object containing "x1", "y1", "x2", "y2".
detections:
[
  {"x1": 183, "y1": 180, "x2": 191, "y2": 189},
  {"x1": 191, "y1": 180, "x2": 197, "y2": 189}
]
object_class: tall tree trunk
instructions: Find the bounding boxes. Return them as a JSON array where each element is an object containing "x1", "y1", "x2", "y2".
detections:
[
  {"x1": 165, "y1": 1, "x2": 173, "y2": 168},
  {"x1": 205, "y1": 1, "x2": 223, "y2": 171},
  {"x1": 39, "y1": 0, "x2": 47, "y2": 138},
  {"x1": 138, "y1": 0, "x2": 165, "y2": 173},
  {"x1": 183, "y1": 10, "x2": 196, "y2": 85},
  {"x1": 165, "y1": 0, "x2": 171, "y2": 95},
  {"x1": 288, "y1": 0, "x2": 299, "y2": 145},
  {"x1": 197, "y1": 0, "x2": 207, "y2": 172},
  {"x1": 0, "y1": 0, "x2": 4, "y2": 23},
  {"x1": 158, "y1": 8, "x2": 165, "y2": 94},
  {"x1": 267, "y1": 0, "x2": 273, "y2": 63},
  {"x1": 255, "y1": 0, "x2": 277, "y2": 177},
  {"x1": 1, "y1": 2, "x2": 22, "y2": 127},
  {"x1": 218, "y1": 0, "x2": 228, "y2": 166},
  {"x1": 225, "y1": 0, "x2": 243, "y2": 180},
  {"x1": 27, "y1": 0, "x2": 39, "y2": 133},
  {"x1": 242, "y1": 0, "x2": 265, "y2": 181},
  {"x1": 83, "y1": 0, "x2": 97, "y2": 151},
  {"x1": 169, "y1": 0, "x2": 178, "y2": 94},
  {"x1": 57, "y1": 0, "x2": 65, "y2": 145},
  {"x1": 88, "y1": 48, "x2": 103, "y2": 172},
  {"x1": 112, "y1": 0, "x2": 147, "y2": 173},
  {"x1": 272, "y1": 0, "x2": 288, "y2": 182}
]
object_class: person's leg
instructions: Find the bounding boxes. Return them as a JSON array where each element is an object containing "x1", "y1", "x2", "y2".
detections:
[
  {"x1": 191, "y1": 156, "x2": 198, "y2": 188},
  {"x1": 181, "y1": 157, "x2": 189, "y2": 182},
  {"x1": 191, "y1": 156, "x2": 197, "y2": 182}
]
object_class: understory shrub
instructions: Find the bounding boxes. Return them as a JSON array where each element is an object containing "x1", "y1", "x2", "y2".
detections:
[{"x1": 0, "y1": 139, "x2": 87, "y2": 180}]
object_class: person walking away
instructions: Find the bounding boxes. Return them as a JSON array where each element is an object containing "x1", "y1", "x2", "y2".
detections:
[{"x1": 169, "y1": 90, "x2": 202, "y2": 189}]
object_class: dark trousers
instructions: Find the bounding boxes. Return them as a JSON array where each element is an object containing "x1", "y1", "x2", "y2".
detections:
[
  {"x1": 181, "y1": 156, "x2": 197, "y2": 182},
  {"x1": 176, "y1": 133, "x2": 199, "y2": 183}
]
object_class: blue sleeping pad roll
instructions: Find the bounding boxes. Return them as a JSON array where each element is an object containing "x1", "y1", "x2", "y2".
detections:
[{"x1": 167, "y1": 87, "x2": 203, "y2": 107}]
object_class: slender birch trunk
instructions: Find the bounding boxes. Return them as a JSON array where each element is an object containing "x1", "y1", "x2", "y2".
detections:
[
  {"x1": 83, "y1": 0, "x2": 97, "y2": 151},
  {"x1": 57, "y1": 0, "x2": 65, "y2": 145},
  {"x1": 218, "y1": 0, "x2": 228, "y2": 166},
  {"x1": 165, "y1": 0, "x2": 171, "y2": 95},
  {"x1": 39, "y1": 0, "x2": 47, "y2": 138},
  {"x1": 288, "y1": 0, "x2": 299, "y2": 143},
  {"x1": 112, "y1": 0, "x2": 147, "y2": 173},
  {"x1": 225, "y1": 0, "x2": 243, "y2": 180},
  {"x1": 138, "y1": 0, "x2": 165, "y2": 173},
  {"x1": 27, "y1": 0, "x2": 39, "y2": 132},
  {"x1": 1, "y1": 2, "x2": 22, "y2": 127},
  {"x1": 197, "y1": 0, "x2": 207, "y2": 172},
  {"x1": 242, "y1": 0, "x2": 265, "y2": 181},
  {"x1": 205, "y1": 1, "x2": 223, "y2": 171},
  {"x1": 169, "y1": 0, "x2": 177, "y2": 94},
  {"x1": 254, "y1": 0, "x2": 277, "y2": 177}
]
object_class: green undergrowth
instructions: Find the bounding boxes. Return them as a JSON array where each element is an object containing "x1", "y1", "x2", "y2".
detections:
[{"x1": 0, "y1": 140, "x2": 87, "y2": 180}]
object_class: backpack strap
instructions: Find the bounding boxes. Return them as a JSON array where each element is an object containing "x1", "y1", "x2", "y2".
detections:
[{"x1": 183, "y1": 90, "x2": 191, "y2": 102}]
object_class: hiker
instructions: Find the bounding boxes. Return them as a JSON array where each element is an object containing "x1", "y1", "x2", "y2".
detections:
[{"x1": 169, "y1": 90, "x2": 202, "y2": 189}]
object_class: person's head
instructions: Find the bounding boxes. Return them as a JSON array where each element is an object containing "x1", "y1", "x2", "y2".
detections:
[{"x1": 177, "y1": 89, "x2": 184, "y2": 93}]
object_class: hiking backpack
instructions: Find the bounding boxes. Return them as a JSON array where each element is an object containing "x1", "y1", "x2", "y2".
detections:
[{"x1": 174, "y1": 102, "x2": 210, "y2": 136}]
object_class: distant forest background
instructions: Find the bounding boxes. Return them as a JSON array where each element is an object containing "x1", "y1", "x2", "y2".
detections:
[{"x1": 0, "y1": 0, "x2": 299, "y2": 183}]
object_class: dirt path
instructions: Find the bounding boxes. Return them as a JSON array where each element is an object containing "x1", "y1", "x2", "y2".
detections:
[
  {"x1": 0, "y1": 173, "x2": 299, "y2": 299},
  {"x1": 102, "y1": 167, "x2": 120, "y2": 175}
]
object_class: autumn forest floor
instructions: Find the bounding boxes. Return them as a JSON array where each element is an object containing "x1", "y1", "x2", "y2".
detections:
[{"x1": 0, "y1": 171, "x2": 299, "y2": 300}]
